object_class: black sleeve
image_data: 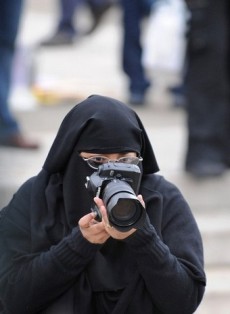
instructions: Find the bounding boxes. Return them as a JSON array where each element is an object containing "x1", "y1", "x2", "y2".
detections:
[
  {"x1": 0, "y1": 181, "x2": 100, "y2": 314},
  {"x1": 124, "y1": 177, "x2": 206, "y2": 314}
]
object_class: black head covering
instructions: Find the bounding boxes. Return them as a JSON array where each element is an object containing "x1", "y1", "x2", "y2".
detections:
[
  {"x1": 31, "y1": 95, "x2": 159, "y2": 250},
  {"x1": 43, "y1": 94, "x2": 159, "y2": 174}
]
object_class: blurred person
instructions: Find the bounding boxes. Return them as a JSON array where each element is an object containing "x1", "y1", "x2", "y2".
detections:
[
  {"x1": 40, "y1": 0, "x2": 155, "y2": 106},
  {"x1": 120, "y1": 0, "x2": 156, "y2": 105},
  {"x1": 184, "y1": 0, "x2": 230, "y2": 177},
  {"x1": 40, "y1": 0, "x2": 114, "y2": 46},
  {"x1": 0, "y1": 95, "x2": 206, "y2": 313},
  {"x1": 0, "y1": 0, "x2": 39, "y2": 149}
]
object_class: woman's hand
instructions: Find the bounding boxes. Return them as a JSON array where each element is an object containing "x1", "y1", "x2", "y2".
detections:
[
  {"x1": 79, "y1": 195, "x2": 145, "y2": 243},
  {"x1": 94, "y1": 196, "x2": 145, "y2": 240},
  {"x1": 79, "y1": 212, "x2": 110, "y2": 244}
]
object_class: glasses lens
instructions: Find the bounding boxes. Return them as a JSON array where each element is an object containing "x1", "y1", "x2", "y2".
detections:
[
  {"x1": 87, "y1": 156, "x2": 109, "y2": 169},
  {"x1": 118, "y1": 157, "x2": 141, "y2": 165},
  {"x1": 84, "y1": 156, "x2": 143, "y2": 169}
]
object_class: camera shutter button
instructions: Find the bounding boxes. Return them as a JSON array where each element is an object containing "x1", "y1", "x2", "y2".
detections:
[{"x1": 109, "y1": 170, "x2": 115, "y2": 176}]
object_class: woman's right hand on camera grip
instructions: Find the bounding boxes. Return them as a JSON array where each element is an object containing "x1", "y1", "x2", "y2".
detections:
[{"x1": 78, "y1": 212, "x2": 110, "y2": 244}]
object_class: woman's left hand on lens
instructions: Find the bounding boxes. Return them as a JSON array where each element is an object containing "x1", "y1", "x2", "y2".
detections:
[{"x1": 94, "y1": 197, "x2": 138, "y2": 240}]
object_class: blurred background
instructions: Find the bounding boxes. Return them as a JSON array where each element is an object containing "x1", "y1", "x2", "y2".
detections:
[{"x1": 0, "y1": 0, "x2": 230, "y2": 313}]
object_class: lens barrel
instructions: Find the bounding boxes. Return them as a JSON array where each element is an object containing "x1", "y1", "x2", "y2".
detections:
[{"x1": 102, "y1": 180, "x2": 145, "y2": 231}]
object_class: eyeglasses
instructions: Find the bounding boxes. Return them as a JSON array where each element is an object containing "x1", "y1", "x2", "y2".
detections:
[{"x1": 82, "y1": 155, "x2": 143, "y2": 169}]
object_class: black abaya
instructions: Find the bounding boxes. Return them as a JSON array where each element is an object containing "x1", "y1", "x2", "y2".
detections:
[{"x1": 0, "y1": 95, "x2": 206, "y2": 314}]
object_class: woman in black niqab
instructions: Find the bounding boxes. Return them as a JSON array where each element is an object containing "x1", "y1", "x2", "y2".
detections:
[
  {"x1": 29, "y1": 95, "x2": 159, "y2": 312},
  {"x1": 0, "y1": 95, "x2": 206, "y2": 314}
]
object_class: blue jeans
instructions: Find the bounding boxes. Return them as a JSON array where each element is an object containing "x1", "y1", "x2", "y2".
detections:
[
  {"x1": 58, "y1": 0, "x2": 79, "y2": 35},
  {"x1": 0, "y1": 0, "x2": 23, "y2": 139},
  {"x1": 120, "y1": 0, "x2": 153, "y2": 93}
]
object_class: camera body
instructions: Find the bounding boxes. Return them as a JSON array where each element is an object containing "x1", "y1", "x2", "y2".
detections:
[{"x1": 85, "y1": 162, "x2": 146, "y2": 232}]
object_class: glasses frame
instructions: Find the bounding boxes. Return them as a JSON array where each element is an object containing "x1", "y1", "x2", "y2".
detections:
[{"x1": 82, "y1": 155, "x2": 143, "y2": 169}]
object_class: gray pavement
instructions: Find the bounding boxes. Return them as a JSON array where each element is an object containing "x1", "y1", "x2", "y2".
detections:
[{"x1": 0, "y1": 1, "x2": 230, "y2": 313}]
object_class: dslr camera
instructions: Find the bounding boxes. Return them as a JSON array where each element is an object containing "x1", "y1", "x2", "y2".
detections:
[{"x1": 85, "y1": 162, "x2": 146, "y2": 232}]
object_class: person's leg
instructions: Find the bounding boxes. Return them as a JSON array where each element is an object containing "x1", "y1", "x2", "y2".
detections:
[
  {"x1": 226, "y1": 0, "x2": 230, "y2": 167},
  {"x1": 0, "y1": 0, "x2": 39, "y2": 149},
  {"x1": 86, "y1": 0, "x2": 114, "y2": 34},
  {"x1": 57, "y1": 0, "x2": 78, "y2": 35},
  {"x1": 40, "y1": 0, "x2": 79, "y2": 46},
  {"x1": 120, "y1": 0, "x2": 151, "y2": 105},
  {"x1": 184, "y1": 0, "x2": 229, "y2": 176},
  {"x1": 0, "y1": 0, "x2": 22, "y2": 139}
]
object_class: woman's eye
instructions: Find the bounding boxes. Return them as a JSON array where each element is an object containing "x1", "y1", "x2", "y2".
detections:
[
  {"x1": 94, "y1": 157, "x2": 107, "y2": 163},
  {"x1": 120, "y1": 157, "x2": 131, "y2": 163}
]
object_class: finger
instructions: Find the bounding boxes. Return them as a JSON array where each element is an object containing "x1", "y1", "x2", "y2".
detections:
[
  {"x1": 137, "y1": 194, "x2": 145, "y2": 208},
  {"x1": 79, "y1": 212, "x2": 96, "y2": 229},
  {"x1": 89, "y1": 221, "x2": 106, "y2": 233},
  {"x1": 93, "y1": 196, "x2": 104, "y2": 208}
]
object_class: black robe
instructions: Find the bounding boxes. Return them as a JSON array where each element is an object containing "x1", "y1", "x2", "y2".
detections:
[{"x1": 0, "y1": 95, "x2": 206, "y2": 314}]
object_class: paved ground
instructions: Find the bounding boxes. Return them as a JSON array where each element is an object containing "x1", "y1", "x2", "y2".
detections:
[{"x1": 0, "y1": 1, "x2": 230, "y2": 313}]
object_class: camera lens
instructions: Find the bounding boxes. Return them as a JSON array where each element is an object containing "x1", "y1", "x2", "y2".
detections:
[
  {"x1": 102, "y1": 180, "x2": 145, "y2": 231},
  {"x1": 112, "y1": 199, "x2": 137, "y2": 221}
]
